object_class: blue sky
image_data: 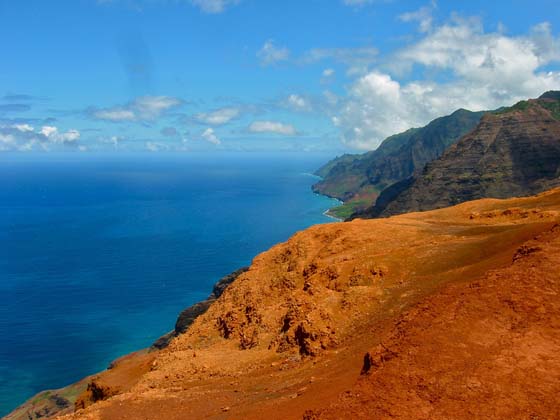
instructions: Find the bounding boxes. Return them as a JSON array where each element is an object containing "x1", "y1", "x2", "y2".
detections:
[{"x1": 1, "y1": 0, "x2": 559, "y2": 153}]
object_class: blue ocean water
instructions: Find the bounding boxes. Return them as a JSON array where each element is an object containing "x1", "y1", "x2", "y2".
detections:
[{"x1": 0, "y1": 152, "x2": 338, "y2": 416}]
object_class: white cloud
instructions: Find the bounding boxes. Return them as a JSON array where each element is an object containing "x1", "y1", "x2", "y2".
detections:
[
  {"x1": 0, "y1": 133, "x2": 15, "y2": 144},
  {"x1": 285, "y1": 94, "x2": 312, "y2": 112},
  {"x1": 398, "y1": 3, "x2": 435, "y2": 33},
  {"x1": 201, "y1": 127, "x2": 221, "y2": 145},
  {"x1": 257, "y1": 40, "x2": 290, "y2": 66},
  {"x1": 92, "y1": 96, "x2": 182, "y2": 122},
  {"x1": 93, "y1": 108, "x2": 136, "y2": 122},
  {"x1": 40, "y1": 126, "x2": 81, "y2": 143},
  {"x1": 134, "y1": 96, "x2": 182, "y2": 119},
  {"x1": 14, "y1": 124, "x2": 34, "y2": 132},
  {"x1": 195, "y1": 107, "x2": 240, "y2": 125},
  {"x1": 0, "y1": 123, "x2": 81, "y2": 151},
  {"x1": 190, "y1": 0, "x2": 240, "y2": 13},
  {"x1": 40, "y1": 126, "x2": 58, "y2": 138},
  {"x1": 248, "y1": 121, "x2": 297, "y2": 136},
  {"x1": 323, "y1": 90, "x2": 339, "y2": 107},
  {"x1": 145, "y1": 141, "x2": 168, "y2": 152},
  {"x1": 302, "y1": 47, "x2": 378, "y2": 67},
  {"x1": 99, "y1": 135, "x2": 126, "y2": 147},
  {"x1": 323, "y1": 68, "x2": 335, "y2": 77},
  {"x1": 335, "y1": 18, "x2": 560, "y2": 150}
]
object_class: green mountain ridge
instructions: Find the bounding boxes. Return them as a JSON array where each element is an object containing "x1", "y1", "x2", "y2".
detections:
[
  {"x1": 313, "y1": 109, "x2": 485, "y2": 217},
  {"x1": 355, "y1": 91, "x2": 560, "y2": 219}
]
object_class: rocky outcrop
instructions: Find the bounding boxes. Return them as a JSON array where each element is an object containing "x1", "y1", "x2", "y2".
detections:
[
  {"x1": 3, "y1": 380, "x2": 88, "y2": 420},
  {"x1": 175, "y1": 267, "x2": 249, "y2": 335},
  {"x1": 74, "y1": 351, "x2": 156, "y2": 411},
  {"x1": 151, "y1": 266, "x2": 249, "y2": 349},
  {"x1": 358, "y1": 92, "x2": 560, "y2": 219}
]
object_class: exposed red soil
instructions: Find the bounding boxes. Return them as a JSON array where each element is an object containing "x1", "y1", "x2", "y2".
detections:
[
  {"x1": 53, "y1": 188, "x2": 560, "y2": 420},
  {"x1": 307, "y1": 226, "x2": 560, "y2": 420}
]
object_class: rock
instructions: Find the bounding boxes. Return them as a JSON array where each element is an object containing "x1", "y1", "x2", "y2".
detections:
[
  {"x1": 151, "y1": 331, "x2": 175, "y2": 350},
  {"x1": 150, "y1": 267, "x2": 250, "y2": 349},
  {"x1": 175, "y1": 300, "x2": 215, "y2": 335}
]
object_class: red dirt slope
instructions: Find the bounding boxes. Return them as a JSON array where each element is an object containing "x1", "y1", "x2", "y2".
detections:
[
  {"x1": 307, "y1": 225, "x2": 560, "y2": 419},
  {"x1": 48, "y1": 188, "x2": 560, "y2": 419}
]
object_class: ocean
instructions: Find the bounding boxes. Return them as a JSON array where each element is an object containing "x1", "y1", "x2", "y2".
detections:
[{"x1": 0, "y1": 152, "x2": 339, "y2": 416}]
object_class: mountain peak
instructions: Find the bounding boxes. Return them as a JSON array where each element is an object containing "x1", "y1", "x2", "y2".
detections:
[
  {"x1": 539, "y1": 91, "x2": 560, "y2": 101},
  {"x1": 359, "y1": 100, "x2": 560, "y2": 219}
]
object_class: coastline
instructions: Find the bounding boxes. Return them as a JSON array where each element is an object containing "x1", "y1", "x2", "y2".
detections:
[
  {"x1": 5, "y1": 175, "x2": 341, "y2": 419},
  {"x1": 309, "y1": 172, "x2": 345, "y2": 222},
  {"x1": 320, "y1": 196, "x2": 344, "y2": 221}
]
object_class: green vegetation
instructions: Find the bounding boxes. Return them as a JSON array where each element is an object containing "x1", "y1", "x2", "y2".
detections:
[
  {"x1": 314, "y1": 154, "x2": 359, "y2": 179},
  {"x1": 328, "y1": 197, "x2": 375, "y2": 219},
  {"x1": 313, "y1": 109, "x2": 485, "y2": 204},
  {"x1": 493, "y1": 100, "x2": 533, "y2": 115},
  {"x1": 31, "y1": 391, "x2": 52, "y2": 405},
  {"x1": 540, "y1": 99, "x2": 560, "y2": 120},
  {"x1": 493, "y1": 94, "x2": 560, "y2": 120}
]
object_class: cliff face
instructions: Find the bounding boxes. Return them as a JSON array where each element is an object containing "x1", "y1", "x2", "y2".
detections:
[
  {"x1": 312, "y1": 109, "x2": 484, "y2": 215},
  {"x1": 359, "y1": 93, "x2": 560, "y2": 219},
  {"x1": 50, "y1": 188, "x2": 560, "y2": 419}
]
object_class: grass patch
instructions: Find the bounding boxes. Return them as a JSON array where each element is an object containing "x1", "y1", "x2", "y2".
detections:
[
  {"x1": 328, "y1": 197, "x2": 374, "y2": 219},
  {"x1": 540, "y1": 100, "x2": 560, "y2": 120},
  {"x1": 493, "y1": 100, "x2": 533, "y2": 115}
]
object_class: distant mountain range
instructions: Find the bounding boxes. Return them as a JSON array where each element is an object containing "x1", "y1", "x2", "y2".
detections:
[
  {"x1": 313, "y1": 109, "x2": 485, "y2": 218},
  {"x1": 315, "y1": 91, "x2": 560, "y2": 220},
  {"x1": 355, "y1": 92, "x2": 560, "y2": 219}
]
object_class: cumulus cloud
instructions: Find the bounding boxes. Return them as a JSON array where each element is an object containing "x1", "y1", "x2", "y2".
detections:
[
  {"x1": 40, "y1": 126, "x2": 81, "y2": 143},
  {"x1": 91, "y1": 96, "x2": 182, "y2": 122},
  {"x1": 201, "y1": 127, "x2": 221, "y2": 145},
  {"x1": 335, "y1": 17, "x2": 560, "y2": 150},
  {"x1": 194, "y1": 107, "x2": 240, "y2": 125},
  {"x1": 0, "y1": 123, "x2": 81, "y2": 151},
  {"x1": 248, "y1": 121, "x2": 297, "y2": 136},
  {"x1": 257, "y1": 40, "x2": 290, "y2": 66},
  {"x1": 285, "y1": 94, "x2": 312, "y2": 112}
]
